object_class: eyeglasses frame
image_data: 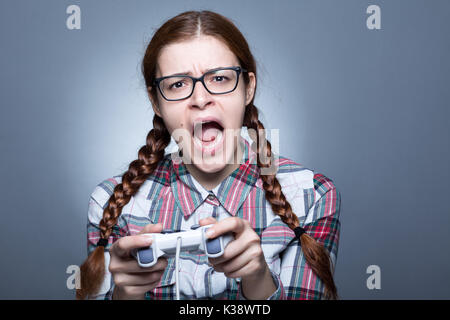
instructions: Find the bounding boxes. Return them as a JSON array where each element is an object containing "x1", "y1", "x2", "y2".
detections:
[{"x1": 152, "y1": 66, "x2": 248, "y2": 101}]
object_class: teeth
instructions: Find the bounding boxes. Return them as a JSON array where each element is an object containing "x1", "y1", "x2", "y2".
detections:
[
  {"x1": 193, "y1": 121, "x2": 222, "y2": 142},
  {"x1": 192, "y1": 120, "x2": 223, "y2": 135},
  {"x1": 193, "y1": 129, "x2": 223, "y2": 150}
]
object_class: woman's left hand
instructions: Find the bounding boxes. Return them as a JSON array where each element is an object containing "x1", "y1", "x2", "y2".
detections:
[{"x1": 199, "y1": 217, "x2": 276, "y2": 299}]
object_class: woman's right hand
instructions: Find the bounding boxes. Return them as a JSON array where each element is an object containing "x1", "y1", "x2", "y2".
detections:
[{"x1": 109, "y1": 223, "x2": 168, "y2": 299}]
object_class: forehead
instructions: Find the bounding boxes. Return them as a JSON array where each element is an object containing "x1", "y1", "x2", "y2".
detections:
[{"x1": 156, "y1": 36, "x2": 239, "y2": 77}]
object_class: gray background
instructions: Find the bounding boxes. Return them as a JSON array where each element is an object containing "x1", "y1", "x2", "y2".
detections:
[{"x1": 1, "y1": 0, "x2": 449, "y2": 299}]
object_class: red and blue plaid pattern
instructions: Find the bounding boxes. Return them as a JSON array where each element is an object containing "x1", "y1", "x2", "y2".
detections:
[{"x1": 85, "y1": 136, "x2": 341, "y2": 300}]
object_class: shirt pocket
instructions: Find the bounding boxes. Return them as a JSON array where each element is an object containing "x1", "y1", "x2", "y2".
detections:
[
  {"x1": 159, "y1": 257, "x2": 176, "y2": 286},
  {"x1": 260, "y1": 220, "x2": 296, "y2": 269},
  {"x1": 145, "y1": 257, "x2": 176, "y2": 299},
  {"x1": 146, "y1": 198, "x2": 177, "y2": 229}
]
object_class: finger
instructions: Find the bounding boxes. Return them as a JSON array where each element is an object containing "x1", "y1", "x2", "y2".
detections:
[
  {"x1": 110, "y1": 234, "x2": 154, "y2": 259},
  {"x1": 224, "y1": 259, "x2": 257, "y2": 279},
  {"x1": 113, "y1": 270, "x2": 165, "y2": 287},
  {"x1": 209, "y1": 242, "x2": 248, "y2": 265},
  {"x1": 209, "y1": 244, "x2": 246, "y2": 266},
  {"x1": 115, "y1": 282, "x2": 161, "y2": 299},
  {"x1": 208, "y1": 228, "x2": 260, "y2": 265},
  {"x1": 208, "y1": 240, "x2": 246, "y2": 265},
  {"x1": 109, "y1": 257, "x2": 168, "y2": 274},
  {"x1": 214, "y1": 245, "x2": 262, "y2": 274},
  {"x1": 138, "y1": 223, "x2": 163, "y2": 235},
  {"x1": 199, "y1": 217, "x2": 217, "y2": 226},
  {"x1": 205, "y1": 217, "x2": 247, "y2": 239}
]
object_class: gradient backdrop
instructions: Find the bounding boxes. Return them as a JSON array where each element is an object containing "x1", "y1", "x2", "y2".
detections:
[{"x1": 1, "y1": 0, "x2": 449, "y2": 299}]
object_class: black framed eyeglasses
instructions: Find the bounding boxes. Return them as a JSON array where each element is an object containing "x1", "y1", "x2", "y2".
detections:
[{"x1": 153, "y1": 66, "x2": 247, "y2": 101}]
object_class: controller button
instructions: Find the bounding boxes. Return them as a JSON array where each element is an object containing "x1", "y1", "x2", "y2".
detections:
[
  {"x1": 206, "y1": 237, "x2": 221, "y2": 255},
  {"x1": 190, "y1": 224, "x2": 201, "y2": 230},
  {"x1": 138, "y1": 249, "x2": 154, "y2": 264}
]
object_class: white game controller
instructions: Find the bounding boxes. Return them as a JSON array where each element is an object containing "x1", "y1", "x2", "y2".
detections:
[{"x1": 133, "y1": 224, "x2": 233, "y2": 268}]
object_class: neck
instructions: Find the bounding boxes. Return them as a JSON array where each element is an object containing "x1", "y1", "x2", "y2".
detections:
[{"x1": 185, "y1": 140, "x2": 244, "y2": 191}]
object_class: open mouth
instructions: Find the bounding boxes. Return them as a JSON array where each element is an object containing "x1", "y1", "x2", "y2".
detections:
[{"x1": 191, "y1": 118, "x2": 225, "y2": 152}]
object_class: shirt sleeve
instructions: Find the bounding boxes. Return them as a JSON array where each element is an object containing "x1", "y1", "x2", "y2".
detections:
[
  {"x1": 236, "y1": 270, "x2": 285, "y2": 300},
  {"x1": 258, "y1": 173, "x2": 341, "y2": 300},
  {"x1": 84, "y1": 178, "x2": 121, "y2": 300}
]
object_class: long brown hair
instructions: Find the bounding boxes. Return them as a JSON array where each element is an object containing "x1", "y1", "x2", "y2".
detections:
[{"x1": 77, "y1": 10, "x2": 338, "y2": 300}]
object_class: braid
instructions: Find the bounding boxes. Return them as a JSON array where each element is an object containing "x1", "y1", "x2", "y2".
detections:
[
  {"x1": 76, "y1": 115, "x2": 171, "y2": 299},
  {"x1": 243, "y1": 103, "x2": 338, "y2": 300}
]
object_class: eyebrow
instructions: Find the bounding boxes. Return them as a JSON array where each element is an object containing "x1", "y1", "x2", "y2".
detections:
[{"x1": 165, "y1": 66, "x2": 227, "y2": 77}]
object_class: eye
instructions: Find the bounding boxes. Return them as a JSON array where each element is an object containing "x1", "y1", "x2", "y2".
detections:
[
  {"x1": 167, "y1": 79, "x2": 189, "y2": 90},
  {"x1": 213, "y1": 75, "x2": 230, "y2": 82},
  {"x1": 170, "y1": 81, "x2": 184, "y2": 89}
]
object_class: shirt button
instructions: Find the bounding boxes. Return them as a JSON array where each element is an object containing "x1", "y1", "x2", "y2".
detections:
[{"x1": 207, "y1": 194, "x2": 215, "y2": 200}]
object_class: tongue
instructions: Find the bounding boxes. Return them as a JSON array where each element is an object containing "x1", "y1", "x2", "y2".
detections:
[{"x1": 196, "y1": 122, "x2": 222, "y2": 142}]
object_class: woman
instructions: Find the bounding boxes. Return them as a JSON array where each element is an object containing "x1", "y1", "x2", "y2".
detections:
[{"x1": 77, "y1": 10, "x2": 341, "y2": 300}]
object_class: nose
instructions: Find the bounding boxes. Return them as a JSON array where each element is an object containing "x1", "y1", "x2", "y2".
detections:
[{"x1": 189, "y1": 79, "x2": 213, "y2": 109}]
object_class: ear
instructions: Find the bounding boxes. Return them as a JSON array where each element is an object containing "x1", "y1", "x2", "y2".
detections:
[
  {"x1": 245, "y1": 72, "x2": 256, "y2": 106},
  {"x1": 148, "y1": 86, "x2": 162, "y2": 117}
]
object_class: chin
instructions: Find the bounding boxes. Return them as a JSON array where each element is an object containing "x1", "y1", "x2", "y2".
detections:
[
  {"x1": 192, "y1": 161, "x2": 228, "y2": 174},
  {"x1": 189, "y1": 148, "x2": 231, "y2": 172}
]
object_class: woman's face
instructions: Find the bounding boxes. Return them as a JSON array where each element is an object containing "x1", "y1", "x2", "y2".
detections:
[{"x1": 150, "y1": 35, "x2": 256, "y2": 175}]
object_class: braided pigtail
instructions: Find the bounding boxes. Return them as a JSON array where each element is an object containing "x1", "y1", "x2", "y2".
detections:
[
  {"x1": 76, "y1": 115, "x2": 171, "y2": 299},
  {"x1": 243, "y1": 103, "x2": 338, "y2": 300}
]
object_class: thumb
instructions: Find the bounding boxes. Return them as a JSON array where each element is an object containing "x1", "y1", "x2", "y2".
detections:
[{"x1": 138, "y1": 222, "x2": 163, "y2": 235}]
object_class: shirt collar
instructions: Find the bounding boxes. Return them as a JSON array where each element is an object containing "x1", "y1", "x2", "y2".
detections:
[{"x1": 170, "y1": 135, "x2": 261, "y2": 219}]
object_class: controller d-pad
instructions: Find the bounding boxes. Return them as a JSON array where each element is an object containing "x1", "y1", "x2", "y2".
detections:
[
  {"x1": 138, "y1": 248, "x2": 154, "y2": 264},
  {"x1": 206, "y1": 237, "x2": 221, "y2": 254}
]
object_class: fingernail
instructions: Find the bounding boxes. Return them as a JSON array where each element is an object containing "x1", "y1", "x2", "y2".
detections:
[
  {"x1": 141, "y1": 233, "x2": 153, "y2": 238},
  {"x1": 141, "y1": 235, "x2": 153, "y2": 243}
]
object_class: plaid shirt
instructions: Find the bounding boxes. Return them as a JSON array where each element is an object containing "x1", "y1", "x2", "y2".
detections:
[{"x1": 86, "y1": 136, "x2": 341, "y2": 300}]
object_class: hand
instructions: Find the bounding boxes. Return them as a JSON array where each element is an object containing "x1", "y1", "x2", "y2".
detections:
[
  {"x1": 109, "y1": 223, "x2": 168, "y2": 300},
  {"x1": 199, "y1": 217, "x2": 276, "y2": 299}
]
